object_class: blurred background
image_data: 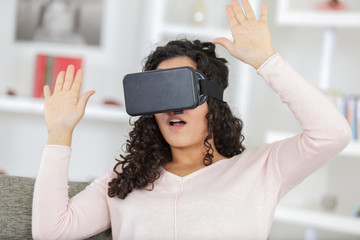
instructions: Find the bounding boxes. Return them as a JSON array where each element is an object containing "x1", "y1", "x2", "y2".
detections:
[{"x1": 0, "y1": 0, "x2": 359, "y2": 239}]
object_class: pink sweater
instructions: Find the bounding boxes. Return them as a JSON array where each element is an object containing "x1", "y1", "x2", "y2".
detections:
[{"x1": 32, "y1": 54, "x2": 351, "y2": 240}]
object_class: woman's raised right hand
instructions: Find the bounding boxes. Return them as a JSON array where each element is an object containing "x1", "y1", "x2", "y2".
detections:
[{"x1": 44, "y1": 65, "x2": 95, "y2": 146}]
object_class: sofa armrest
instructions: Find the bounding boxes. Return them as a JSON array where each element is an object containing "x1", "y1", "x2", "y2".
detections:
[{"x1": 0, "y1": 175, "x2": 111, "y2": 239}]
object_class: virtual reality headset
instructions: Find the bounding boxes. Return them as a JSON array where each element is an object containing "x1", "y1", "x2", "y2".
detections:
[{"x1": 123, "y1": 67, "x2": 224, "y2": 117}]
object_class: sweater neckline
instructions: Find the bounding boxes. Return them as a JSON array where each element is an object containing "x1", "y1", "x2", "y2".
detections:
[{"x1": 161, "y1": 157, "x2": 229, "y2": 182}]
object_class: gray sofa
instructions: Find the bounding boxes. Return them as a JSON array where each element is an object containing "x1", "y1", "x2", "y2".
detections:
[{"x1": 0, "y1": 174, "x2": 112, "y2": 239}]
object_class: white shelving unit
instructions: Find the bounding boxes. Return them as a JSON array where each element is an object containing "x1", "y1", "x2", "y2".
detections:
[
  {"x1": 269, "y1": 1, "x2": 360, "y2": 238},
  {"x1": 274, "y1": 205, "x2": 360, "y2": 236},
  {"x1": 0, "y1": 96, "x2": 129, "y2": 123},
  {"x1": 273, "y1": 0, "x2": 360, "y2": 158},
  {"x1": 277, "y1": 0, "x2": 360, "y2": 90}
]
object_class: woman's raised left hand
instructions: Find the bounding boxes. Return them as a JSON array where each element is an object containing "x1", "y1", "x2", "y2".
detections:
[{"x1": 213, "y1": 0, "x2": 276, "y2": 69}]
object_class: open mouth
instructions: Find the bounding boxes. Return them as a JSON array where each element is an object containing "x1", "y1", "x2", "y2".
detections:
[{"x1": 169, "y1": 119, "x2": 187, "y2": 126}]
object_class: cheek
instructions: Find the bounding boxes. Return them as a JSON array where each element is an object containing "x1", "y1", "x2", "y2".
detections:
[
  {"x1": 188, "y1": 105, "x2": 209, "y2": 135},
  {"x1": 198, "y1": 116, "x2": 209, "y2": 136},
  {"x1": 154, "y1": 114, "x2": 166, "y2": 130}
]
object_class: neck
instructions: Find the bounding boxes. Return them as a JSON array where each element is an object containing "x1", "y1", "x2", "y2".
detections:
[{"x1": 168, "y1": 139, "x2": 226, "y2": 167}]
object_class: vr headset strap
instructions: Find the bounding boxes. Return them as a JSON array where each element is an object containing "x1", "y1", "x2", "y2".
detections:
[{"x1": 199, "y1": 80, "x2": 224, "y2": 101}]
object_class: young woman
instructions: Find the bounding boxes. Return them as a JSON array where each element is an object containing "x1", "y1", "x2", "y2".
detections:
[{"x1": 32, "y1": 0, "x2": 351, "y2": 239}]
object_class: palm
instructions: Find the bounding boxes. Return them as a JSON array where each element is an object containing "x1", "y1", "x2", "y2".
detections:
[
  {"x1": 44, "y1": 66, "x2": 94, "y2": 133},
  {"x1": 45, "y1": 92, "x2": 81, "y2": 131},
  {"x1": 213, "y1": 0, "x2": 275, "y2": 69},
  {"x1": 232, "y1": 20, "x2": 270, "y2": 60}
]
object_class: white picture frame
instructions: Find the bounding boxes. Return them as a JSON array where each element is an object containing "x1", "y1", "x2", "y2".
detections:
[{"x1": 15, "y1": 0, "x2": 104, "y2": 46}]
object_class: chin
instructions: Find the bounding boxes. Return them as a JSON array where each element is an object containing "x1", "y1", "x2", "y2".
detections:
[
  {"x1": 165, "y1": 138, "x2": 193, "y2": 148},
  {"x1": 165, "y1": 135, "x2": 205, "y2": 149}
]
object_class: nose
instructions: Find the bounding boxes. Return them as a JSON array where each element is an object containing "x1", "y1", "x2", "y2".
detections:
[
  {"x1": 160, "y1": 110, "x2": 184, "y2": 117},
  {"x1": 173, "y1": 110, "x2": 184, "y2": 115}
]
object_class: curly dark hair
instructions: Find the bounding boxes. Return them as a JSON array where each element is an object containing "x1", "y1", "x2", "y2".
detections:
[{"x1": 108, "y1": 39, "x2": 246, "y2": 199}]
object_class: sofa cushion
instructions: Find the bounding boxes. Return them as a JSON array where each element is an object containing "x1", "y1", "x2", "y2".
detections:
[{"x1": 0, "y1": 175, "x2": 111, "y2": 239}]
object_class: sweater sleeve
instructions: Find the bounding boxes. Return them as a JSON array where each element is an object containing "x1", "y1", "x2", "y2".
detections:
[
  {"x1": 256, "y1": 53, "x2": 352, "y2": 198},
  {"x1": 32, "y1": 145, "x2": 112, "y2": 240}
]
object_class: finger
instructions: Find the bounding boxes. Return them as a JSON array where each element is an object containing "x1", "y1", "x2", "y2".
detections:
[
  {"x1": 53, "y1": 71, "x2": 65, "y2": 93},
  {"x1": 43, "y1": 85, "x2": 51, "y2": 100},
  {"x1": 241, "y1": 0, "x2": 256, "y2": 20},
  {"x1": 225, "y1": 5, "x2": 240, "y2": 38},
  {"x1": 63, "y1": 65, "x2": 75, "y2": 90},
  {"x1": 260, "y1": 2, "x2": 268, "y2": 22},
  {"x1": 77, "y1": 90, "x2": 95, "y2": 114},
  {"x1": 213, "y1": 37, "x2": 234, "y2": 54},
  {"x1": 231, "y1": 0, "x2": 246, "y2": 23},
  {"x1": 71, "y1": 69, "x2": 83, "y2": 93}
]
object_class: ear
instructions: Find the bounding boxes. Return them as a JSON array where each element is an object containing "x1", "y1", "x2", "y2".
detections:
[{"x1": 199, "y1": 95, "x2": 207, "y2": 105}]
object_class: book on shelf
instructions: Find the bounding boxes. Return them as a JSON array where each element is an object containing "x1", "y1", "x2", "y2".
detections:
[
  {"x1": 355, "y1": 204, "x2": 360, "y2": 217},
  {"x1": 33, "y1": 54, "x2": 82, "y2": 98},
  {"x1": 326, "y1": 91, "x2": 359, "y2": 141}
]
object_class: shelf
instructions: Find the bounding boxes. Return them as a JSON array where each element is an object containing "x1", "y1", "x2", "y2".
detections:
[
  {"x1": 341, "y1": 141, "x2": 360, "y2": 158},
  {"x1": 265, "y1": 130, "x2": 360, "y2": 158},
  {"x1": 274, "y1": 205, "x2": 360, "y2": 235},
  {"x1": 0, "y1": 96, "x2": 130, "y2": 123},
  {"x1": 276, "y1": 0, "x2": 360, "y2": 28},
  {"x1": 161, "y1": 23, "x2": 232, "y2": 40},
  {"x1": 277, "y1": 11, "x2": 360, "y2": 28}
]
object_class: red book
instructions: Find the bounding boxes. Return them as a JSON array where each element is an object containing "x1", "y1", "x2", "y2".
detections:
[
  {"x1": 51, "y1": 56, "x2": 82, "y2": 92},
  {"x1": 33, "y1": 54, "x2": 83, "y2": 97},
  {"x1": 33, "y1": 54, "x2": 47, "y2": 98}
]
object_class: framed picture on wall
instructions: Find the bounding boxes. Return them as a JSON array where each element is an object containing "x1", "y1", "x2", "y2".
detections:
[
  {"x1": 15, "y1": 0, "x2": 104, "y2": 46},
  {"x1": 276, "y1": 0, "x2": 360, "y2": 27}
]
